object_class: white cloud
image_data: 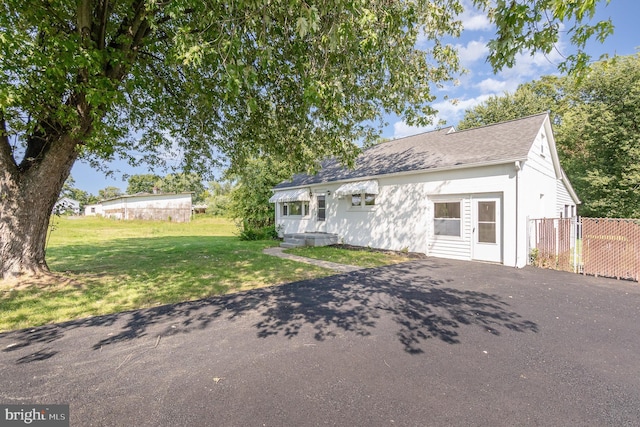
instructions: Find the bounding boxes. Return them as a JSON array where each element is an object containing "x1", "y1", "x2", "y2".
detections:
[
  {"x1": 460, "y1": 11, "x2": 492, "y2": 31},
  {"x1": 392, "y1": 120, "x2": 437, "y2": 139},
  {"x1": 457, "y1": 39, "x2": 490, "y2": 65},
  {"x1": 434, "y1": 95, "x2": 493, "y2": 122},
  {"x1": 391, "y1": 94, "x2": 494, "y2": 138},
  {"x1": 475, "y1": 77, "x2": 519, "y2": 94},
  {"x1": 502, "y1": 50, "x2": 561, "y2": 79}
]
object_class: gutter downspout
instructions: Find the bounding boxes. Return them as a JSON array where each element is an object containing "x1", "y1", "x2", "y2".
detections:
[{"x1": 514, "y1": 161, "x2": 521, "y2": 267}]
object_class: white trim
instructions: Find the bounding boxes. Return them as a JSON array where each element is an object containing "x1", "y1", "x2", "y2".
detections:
[
  {"x1": 269, "y1": 188, "x2": 310, "y2": 203},
  {"x1": 431, "y1": 197, "x2": 464, "y2": 240},
  {"x1": 274, "y1": 157, "x2": 528, "y2": 192},
  {"x1": 334, "y1": 180, "x2": 379, "y2": 197}
]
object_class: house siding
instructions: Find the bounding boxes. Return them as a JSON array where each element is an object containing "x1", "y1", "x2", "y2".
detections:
[
  {"x1": 556, "y1": 180, "x2": 576, "y2": 217},
  {"x1": 84, "y1": 204, "x2": 103, "y2": 216},
  {"x1": 519, "y1": 128, "x2": 558, "y2": 219},
  {"x1": 276, "y1": 163, "x2": 518, "y2": 265}
]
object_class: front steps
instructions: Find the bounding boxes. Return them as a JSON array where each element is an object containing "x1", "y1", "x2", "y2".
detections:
[{"x1": 280, "y1": 232, "x2": 339, "y2": 248}]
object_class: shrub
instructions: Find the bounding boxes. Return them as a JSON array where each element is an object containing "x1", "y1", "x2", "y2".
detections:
[{"x1": 238, "y1": 225, "x2": 278, "y2": 241}]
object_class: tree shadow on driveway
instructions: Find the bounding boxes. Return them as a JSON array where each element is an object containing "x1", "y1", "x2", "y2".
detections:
[{"x1": 1, "y1": 259, "x2": 538, "y2": 362}]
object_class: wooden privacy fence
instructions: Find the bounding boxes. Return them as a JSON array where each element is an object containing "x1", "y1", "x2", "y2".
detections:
[{"x1": 529, "y1": 217, "x2": 640, "y2": 282}]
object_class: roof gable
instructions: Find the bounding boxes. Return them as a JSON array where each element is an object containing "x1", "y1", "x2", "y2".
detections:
[{"x1": 276, "y1": 113, "x2": 549, "y2": 189}]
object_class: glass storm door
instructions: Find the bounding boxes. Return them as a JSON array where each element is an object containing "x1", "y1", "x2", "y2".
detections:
[{"x1": 472, "y1": 196, "x2": 502, "y2": 263}]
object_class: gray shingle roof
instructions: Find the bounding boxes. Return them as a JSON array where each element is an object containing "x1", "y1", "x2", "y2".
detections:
[{"x1": 275, "y1": 113, "x2": 548, "y2": 189}]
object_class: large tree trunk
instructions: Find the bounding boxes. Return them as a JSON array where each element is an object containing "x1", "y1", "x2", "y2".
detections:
[
  {"x1": 0, "y1": 1, "x2": 152, "y2": 280},
  {"x1": 0, "y1": 134, "x2": 79, "y2": 280}
]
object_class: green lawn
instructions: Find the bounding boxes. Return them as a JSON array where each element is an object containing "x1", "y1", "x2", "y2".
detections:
[
  {"x1": 1, "y1": 216, "x2": 332, "y2": 332},
  {"x1": 285, "y1": 245, "x2": 415, "y2": 268},
  {"x1": 0, "y1": 216, "x2": 412, "y2": 332}
]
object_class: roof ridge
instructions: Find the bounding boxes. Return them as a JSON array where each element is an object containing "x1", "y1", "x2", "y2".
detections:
[
  {"x1": 450, "y1": 112, "x2": 548, "y2": 135},
  {"x1": 374, "y1": 125, "x2": 454, "y2": 145},
  {"x1": 274, "y1": 113, "x2": 547, "y2": 189}
]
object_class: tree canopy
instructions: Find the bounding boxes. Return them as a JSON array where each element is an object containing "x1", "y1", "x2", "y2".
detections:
[
  {"x1": 458, "y1": 54, "x2": 640, "y2": 218},
  {"x1": 155, "y1": 173, "x2": 206, "y2": 203},
  {"x1": 561, "y1": 55, "x2": 640, "y2": 217},
  {"x1": 227, "y1": 157, "x2": 293, "y2": 231},
  {"x1": 126, "y1": 173, "x2": 162, "y2": 194},
  {"x1": 98, "y1": 186, "x2": 123, "y2": 200},
  {"x1": 0, "y1": 0, "x2": 614, "y2": 176},
  {"x1": 0, "y1": 0, "x2": 617, "y2": 278}
]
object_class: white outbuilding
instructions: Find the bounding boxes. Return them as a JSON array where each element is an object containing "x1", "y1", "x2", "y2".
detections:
[
  {"x1": 84, "y1": 203, "x2": 103, "y2": 216},
  {"x1": 98, "y1": 192, "x2": 193, "y2": 222}
]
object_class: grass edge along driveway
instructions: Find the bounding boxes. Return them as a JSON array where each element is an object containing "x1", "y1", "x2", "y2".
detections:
[{"x1": 0, "y1": 217, "x2": 411, "y2": 332}]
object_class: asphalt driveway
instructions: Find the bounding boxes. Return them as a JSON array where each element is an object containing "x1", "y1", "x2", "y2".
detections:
[{"x1": 1, "y1": 258, "x2": 639, "y2": 426}]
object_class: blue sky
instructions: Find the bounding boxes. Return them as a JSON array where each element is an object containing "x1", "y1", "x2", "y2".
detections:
[{"x1": 71, "y1": 0, "x2": 640, "y2": 195}]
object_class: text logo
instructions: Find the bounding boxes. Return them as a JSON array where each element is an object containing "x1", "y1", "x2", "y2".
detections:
[{"x1": 1, "y1": 405, "x2": 69, "y2": 427}]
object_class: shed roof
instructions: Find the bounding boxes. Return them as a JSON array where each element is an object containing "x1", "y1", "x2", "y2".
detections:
[
  {"x1": 100, "y1": 192, "x2": 193, "y2": 203},
  {"x1": 275, "y1": 113, "x2": 548, "y2": 189}
]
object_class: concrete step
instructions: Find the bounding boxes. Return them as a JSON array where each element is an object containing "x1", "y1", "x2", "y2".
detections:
[
  {"x1": 306, "y1": 237, "x2": 338, "y2": 247},
  {"x1": 281, "y1": 233, "x2": 339, "y2": 248},
  {"x1": 280, "y1": 242, "x2": 305, "y2": 249},
  {"x1": 283, "y1": 237, "x2": 306, "y2": 245}
]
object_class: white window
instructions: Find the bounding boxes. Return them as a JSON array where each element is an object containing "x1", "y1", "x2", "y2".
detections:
[
  {"x1": 364, "y1": 193, "x2": 376, "y2": 206},
  {"x1": 350, "y1": 193, "x2": 376, "y2": 208},
  {"x1": 434, "y1": 202, "x2": 461, "y2": 237},
  {"x1": 281, "y1": 201, "x2": 309, "y2": 217}
]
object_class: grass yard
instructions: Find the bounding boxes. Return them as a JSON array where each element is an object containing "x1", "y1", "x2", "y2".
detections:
[
  {"x1": 285, "y1": 245, "x2": 416, "y2": 268},
  {"x1": 0, "y1": 216, "x2": 413, "y2": 332},
  {"x1": 0, "y1": 216, "x2": 332, "y2": 332}
]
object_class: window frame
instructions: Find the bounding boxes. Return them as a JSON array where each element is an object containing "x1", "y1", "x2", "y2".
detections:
[
  {"x1": 317, "y1": 195, "x2": 326, "y2": 222},
  {"x1": 349, "y1": 192, "x2": 376, "y2": 210},
  {"x1": 433, "y1": 200, "x2": 462, "y2": 238},
  {"x1": 280, "y1": 201, "x2": 310, "y2": 218}
]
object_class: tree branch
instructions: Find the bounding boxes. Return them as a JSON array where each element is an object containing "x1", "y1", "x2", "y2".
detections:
[
  {"x1": 94, "y1": 0, "x2": 113, "y2": 50},
  {"x1": 104, "y1": 0, "x2": 153, "y2": 81},
  {"x1": 0, "y1": 111, "x2": 18, "y2": 174}
]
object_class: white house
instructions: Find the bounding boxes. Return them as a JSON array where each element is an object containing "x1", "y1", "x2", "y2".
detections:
[
  {"x1": 99, "y1": 193, "x2": 193, "y2": 222},
  {"x1": 53, "y1": 197, "x2": 80, "y2": 215},
  {"x1": 269, "y1": 113, "x2": 580, "y2": 268}
]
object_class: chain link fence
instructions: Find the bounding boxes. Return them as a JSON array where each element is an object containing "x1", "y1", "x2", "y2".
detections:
[
  {"x1": 582, "y1": 218, "x2": 640, "y2": 282},
  {"x1": 529, "y1": 218, "x2": 578, "y2": 273},
  {"x1": 529, "y1": 217, "x2": 640, "y2": 282}
]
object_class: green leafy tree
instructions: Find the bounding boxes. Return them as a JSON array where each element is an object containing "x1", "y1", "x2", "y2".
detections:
[
  {"x1": 70, "y1": 189, "x2": 99, "y2": 211},
  {"x1": 459, "y1": 55, "x2": 640, "y2": 218},
  {"x1": 156, "y1": 173, "x2": 206, "y2": 203},
  {"x1": 479, "y1": 0, "x2": 614, "y2": 76},
  {"x1": 0, "y1": 0, "x2": 615, "y2": 278},
  {"x1": 457, "y1": 76, "x2": 567, "y2": 130},
  {"x1": 98, "y1": 186, "x2": 123, "y2": 201},
  {"x1": 227, "y1": 158, "x2": 294, "y2": 230},
  {"x1": 127, "y1": 173, "x2": 161, "y2": 194},
  {"x1": 204, "y1": 181, "x2": 234, "y2": 217},
  {"x1": 59, "y1": 175, "x2": 97, "y2": 211},
  {"x1": 560, "y1": 55, "x2": 640, "y2": 217}
]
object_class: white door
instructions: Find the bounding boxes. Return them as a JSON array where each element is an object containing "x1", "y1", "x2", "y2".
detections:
[{"x1": 472, "y1": 196, "x2": 502, "y2": 263}]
